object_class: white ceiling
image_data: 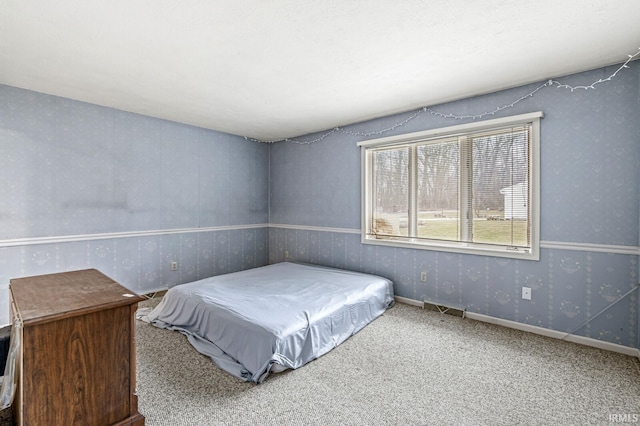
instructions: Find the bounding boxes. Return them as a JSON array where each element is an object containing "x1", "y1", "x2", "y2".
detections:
[{"x1": 1, "y1": 1, "x2": 639, "y2": 141}]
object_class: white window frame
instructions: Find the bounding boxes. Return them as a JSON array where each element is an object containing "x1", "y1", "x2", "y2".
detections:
[{"x1": 358, "y1": 111, "x2": 542, "y2": 260}]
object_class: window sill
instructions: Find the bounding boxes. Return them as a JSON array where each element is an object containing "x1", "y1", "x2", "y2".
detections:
[{"x1": 362, "y1": 234, "x2": 539, "y2": 261}]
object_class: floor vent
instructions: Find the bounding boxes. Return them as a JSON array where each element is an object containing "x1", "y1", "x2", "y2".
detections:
[{"x1": 423, "y1": 300, "x2": 466, "y2": 318}]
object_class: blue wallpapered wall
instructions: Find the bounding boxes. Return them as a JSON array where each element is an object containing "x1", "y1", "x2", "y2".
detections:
[
  {"x1": 269, "y1": 62, "x2": 640, "y2": 348},
  {"x1": 0, "y1": 228, "x2": 268, "y2": 295},
  {"x1": 1, "y1": 61, "x2": 638, "y2": 349},
  {"x1": 0, "y1": 85, "x2": 269, "y2": 237},
  {"x1": 0, "y1": 85, "x2": 270, "y2": 318}
]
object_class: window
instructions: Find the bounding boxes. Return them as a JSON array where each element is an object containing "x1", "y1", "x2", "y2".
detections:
[{"x1": 358, "y1": 112, "x2": 542, "y2": 260}]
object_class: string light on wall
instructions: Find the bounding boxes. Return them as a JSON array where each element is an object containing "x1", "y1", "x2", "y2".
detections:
[{"x1": 247, "y1": 48, "x2": 639, "y2": 145}]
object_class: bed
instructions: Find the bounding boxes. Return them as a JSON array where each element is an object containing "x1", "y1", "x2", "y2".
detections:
[{"x1": 143, "y1": 262, "x2": 394, "y2": 383}]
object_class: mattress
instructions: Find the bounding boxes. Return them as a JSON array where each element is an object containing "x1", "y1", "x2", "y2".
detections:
[{"x1": 144, "y1": 262, "x2": 394, "y2": 383}]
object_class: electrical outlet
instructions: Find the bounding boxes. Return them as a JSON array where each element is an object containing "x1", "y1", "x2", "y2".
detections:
[
  {"x1": 284, "y1": 250, "x2": 289, "y2": 259},
  {"x1": 171, "y1": 261, "x2": 178, "y2": 271},
  {"x1": 420, "y1": 271, "x2": 427, "y2": 282},
  {"x1": 522, "y1": 286, "x2": 531, "y2": 300}
]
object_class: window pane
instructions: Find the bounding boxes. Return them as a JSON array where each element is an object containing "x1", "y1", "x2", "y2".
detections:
[
  {"x1": 372, "y1": 147, "x2": 409, "y2": 237},
  {"x1": 360, "y1": 111, "x2": 540, "y2": 260},
  {"x1": 416, "y1": 140, "x2": 460, "y2": 241},
  {"x1": 472, "y1": 129, "x2": 529, "y2": 246}
]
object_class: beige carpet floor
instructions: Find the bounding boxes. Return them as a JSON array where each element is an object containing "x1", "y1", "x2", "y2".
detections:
[{"x1": 133, "y1": 297, "x2": 640, "y2": 426}]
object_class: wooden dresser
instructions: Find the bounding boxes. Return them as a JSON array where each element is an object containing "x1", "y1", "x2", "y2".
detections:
[{"x1": 9, "y1": 269, "x2": 145, "y2": 426}]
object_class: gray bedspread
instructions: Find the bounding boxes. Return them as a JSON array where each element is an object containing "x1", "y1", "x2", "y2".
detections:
[{"x1": 144, "y1": 262, "x2": 394, "y2": 383}]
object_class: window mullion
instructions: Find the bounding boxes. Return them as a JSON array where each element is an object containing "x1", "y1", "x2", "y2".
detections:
[
  {"x1": 459, "y1": 137, "x2": 472, "y2": 242},
  {"x1": 408, "y1": 144, "x2": 418, "y2": 237},
  {"x1": 367, "y1": 149, "x2": 375, "y2": 236}
]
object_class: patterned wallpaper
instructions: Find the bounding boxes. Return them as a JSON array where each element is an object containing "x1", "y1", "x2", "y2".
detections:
[
  {"x1": 0, "y1": 85, "x2": 269, "y2": 238},
  {"x1": 269, "y1": 62, "x2": 640, "y2": 348},
  {"x1": 269, "y1": 228, "x2": 637, "y2": 347},
  {"x1": 0, "y1": 85, "x2": 270, "y2": 323},
  {"x1": 0, "y1": 61, "x2": 638, "y2": 350},
  {"x1": 0, "y1": 228, "x2": 268, "y2": 296}
]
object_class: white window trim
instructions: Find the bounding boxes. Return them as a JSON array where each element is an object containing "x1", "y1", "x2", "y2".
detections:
[{"x1": 358, "y1": 111, "x2": 542, "y2": 261}]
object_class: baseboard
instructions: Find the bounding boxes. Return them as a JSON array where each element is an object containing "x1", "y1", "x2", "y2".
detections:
[
  {"x1": 465, "y1": 312, "x2": 638, "y2": 357},
  {"x1": 394, "y1": 295, "x2": 424, "y2": 308},
  {"x1": 394, "y1": 297, "x2": 638, "y2": 357}
]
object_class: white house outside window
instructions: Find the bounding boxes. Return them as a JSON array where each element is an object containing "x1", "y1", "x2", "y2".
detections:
[{"x1": 358, "y1": 112, "x2": 542, "y2": 260}]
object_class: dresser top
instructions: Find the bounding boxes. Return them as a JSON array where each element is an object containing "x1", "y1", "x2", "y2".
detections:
[{"x1": 10, "y1": 269, "x2": 144, "y2": 326}]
